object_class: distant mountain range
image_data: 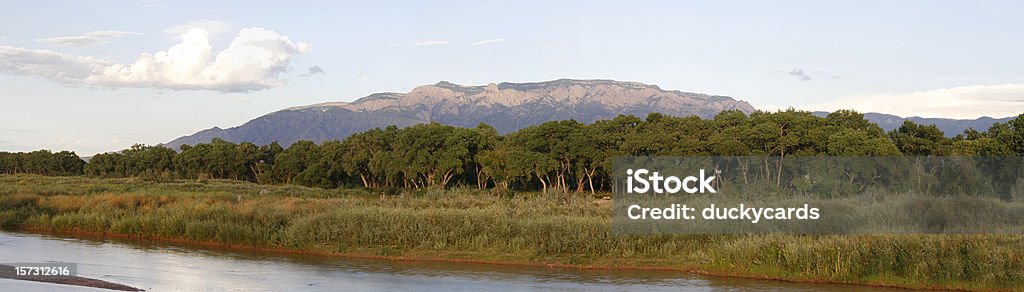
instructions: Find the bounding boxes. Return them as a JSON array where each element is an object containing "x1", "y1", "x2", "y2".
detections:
[
  {"x1": 164, "y1": 79, "x2": 1012, "y2": 149},
  {"x1": 811, "y1": 112, "x2": 1013, "y2": 136},
  {"x1": 165, "y1": 79, "x2": 755, "y2": 148}
]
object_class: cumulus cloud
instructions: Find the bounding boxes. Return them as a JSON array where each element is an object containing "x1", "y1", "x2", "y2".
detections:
[
  {"x1": 806, "y1": 84, "x2": 1024, "y2": 119},
  {"x1": 469, "y1": 38, "x2": 505, "y2": 46},
  {"x1": 36, "y1": 30, "x2": 142, "y2": 46},
  {"x1": 787, "y1": 69, "x2": 812, "y2": 81},
  {"x1": 0, "y1": 27, "x2": 311, "y2": 92},
  {"x1": 300, "y1": 65, "x2": 325, "y2": 77},
  {"x1": 415, "y1": 40, "x2": 450, "y2": 46}
]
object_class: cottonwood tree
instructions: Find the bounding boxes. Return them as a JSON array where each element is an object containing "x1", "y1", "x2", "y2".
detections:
[{"x1": 19, "y1": 109, "x2": 1024, "y2": 195}]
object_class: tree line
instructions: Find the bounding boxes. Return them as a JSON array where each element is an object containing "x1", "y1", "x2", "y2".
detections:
[
  {"x1": 3, "y1": 110, "x2": 1023, "y2": 192},
  {"x1": 0, "y1": 150, "x2": 85, "y2": 176}
]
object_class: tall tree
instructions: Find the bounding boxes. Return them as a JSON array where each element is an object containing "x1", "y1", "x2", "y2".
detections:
[{"x1": 890, "y1": 121, "x2": 951, "y2": 156}]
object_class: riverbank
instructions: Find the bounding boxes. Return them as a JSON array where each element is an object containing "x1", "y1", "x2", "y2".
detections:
[
  {"x1": 8, "y1": 229, "x2": 958, "y2": 291},
  {"x1": 2, "y1": 174, "x2": 1022, "y2": 290},
  {"x1": 0, "y1": 231, "x2": 901, "y2": 291},
  {"x1": 5, "y1": 229, "x2": 922, "y2": 292}
]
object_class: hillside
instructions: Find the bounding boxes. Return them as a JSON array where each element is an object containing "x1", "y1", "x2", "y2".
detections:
[
  {"x1": 165, "y1": 79, "x2": 1016, "y2": 149},
  {"x1": 165, "y1": 79, "x2": 756, "y2": 148}
]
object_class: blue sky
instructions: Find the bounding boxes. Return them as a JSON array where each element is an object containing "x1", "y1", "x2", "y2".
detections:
[{"x1": 2, "y1": 0, "x2": 1023, "y2": 155}]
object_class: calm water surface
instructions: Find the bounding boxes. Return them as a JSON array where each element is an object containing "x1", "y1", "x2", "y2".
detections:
[{"x1": 0, "y1": 231, "x2": 911, "y2": 291}]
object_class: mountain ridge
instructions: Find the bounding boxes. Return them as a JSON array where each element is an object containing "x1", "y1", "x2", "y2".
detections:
[
  {"x1": 165, "y1": 79, "x2": 756, "y2": 149},
  {"x1": 164, "y1": 79, "x2": 1013, "y2": 149}
]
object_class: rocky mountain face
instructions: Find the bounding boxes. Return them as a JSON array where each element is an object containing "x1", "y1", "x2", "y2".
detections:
[
  {"x1": 165, "y1": 79, "x2": 757, "y2": 148},
  {"x1": 164, "y1": 78, "x2": 1013, "y2": 149}
]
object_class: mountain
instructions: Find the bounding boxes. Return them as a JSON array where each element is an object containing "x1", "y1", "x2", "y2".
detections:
[
  {"x1": 165, "y1": 78, "x2": 1013, "y2": 149},
  {"x1": 811, "y1": 112, "x2": 1014, "y2": 137},
  {"x1": 165, "y1": 79, "x2": 757, "y2": 148}
]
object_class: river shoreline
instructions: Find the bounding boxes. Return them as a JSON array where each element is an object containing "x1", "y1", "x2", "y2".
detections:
[
  {"x1": 15, "y1": 229, "x2": 959, "y2": 291},
  {"x1": 2, "y1": 176, "x2": 1012, "y2": 290}
]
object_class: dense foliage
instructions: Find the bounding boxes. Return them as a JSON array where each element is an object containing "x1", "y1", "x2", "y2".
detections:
[
  {"x1": 0, "y1": 150, "x2": 85, "y2": 176},
  {"x1": 7, "y1": 110, "x2": 1024, "y2": 192}
]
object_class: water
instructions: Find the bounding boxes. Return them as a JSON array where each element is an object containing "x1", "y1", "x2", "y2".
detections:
[{"x1": 0, "y1": 232, "x2": 907, "y2": 291}]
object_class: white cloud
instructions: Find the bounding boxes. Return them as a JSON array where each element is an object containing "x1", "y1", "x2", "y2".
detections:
[
  {"x1": 165, "y1": 20, "x2": 232, "y2": 39},
  {"x1": 415, "y1": 40, "x2": 450, "y2": 46},
  {"x1": 36, "y1": 30, "x2": 142, "y2": 46},
  {"x1": 0, "y1": 27, "x2": 312, "y2": 92},
  {"x1": 469, "y1": 38, "x2": 505, "y2": 46},
  {"x1": 804, "y1": 84, "x2": 1024, "y2": 119},
  {"x1": 0, "y1": 46, "x2": 109, "y2": 82}
]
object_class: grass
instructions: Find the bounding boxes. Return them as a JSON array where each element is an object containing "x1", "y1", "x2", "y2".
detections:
[{"x1": 1, "y1": 174, "x2": 1023, "y2": 290}]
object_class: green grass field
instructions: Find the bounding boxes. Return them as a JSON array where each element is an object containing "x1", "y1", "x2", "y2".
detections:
[{"x1": 1, "y1": 174, "x2": 1022, "y2": 290}]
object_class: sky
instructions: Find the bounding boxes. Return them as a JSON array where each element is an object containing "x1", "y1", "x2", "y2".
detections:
[{"x1": 1, "y1": 0, "x2": 1023, "y2": 155}]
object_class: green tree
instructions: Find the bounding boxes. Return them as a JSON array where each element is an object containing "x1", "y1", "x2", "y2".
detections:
[
  {"x1": 986, "y1": 114, "x2": 1024, "y2": 155},
  {"x1": 392, "y1": 123, "x2": 476, "y2": 188},
  {"x1": 272, "y1": 141, "x2": 321, "y2": 184},
  {"x1": 890, "y1": 121, "x2": 951, "y2": 156},
  {"x1": 339, "y1": 127, "x2": 396, "y2": 188}
]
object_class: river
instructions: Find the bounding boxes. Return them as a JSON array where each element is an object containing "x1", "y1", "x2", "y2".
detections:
[{"x1": 0, "y1": 232, "x2": 909, "y2": 291}]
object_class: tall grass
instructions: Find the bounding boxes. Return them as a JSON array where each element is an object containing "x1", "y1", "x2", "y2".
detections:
[{"x1": 1, "y1": 174, "x2": 1022, "y2": 290}]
